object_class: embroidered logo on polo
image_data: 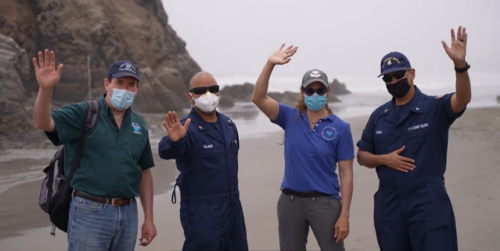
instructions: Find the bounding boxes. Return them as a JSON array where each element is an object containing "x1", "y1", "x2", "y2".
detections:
[
  {"x1": 321, "y1": 126, "x2": 337, "y2": 141},
  {"x1": 131, "y1": 122, "x2": 141, "y2": 134}
]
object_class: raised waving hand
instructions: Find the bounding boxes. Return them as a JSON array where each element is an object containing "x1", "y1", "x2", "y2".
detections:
[
  {"x1": 32, "y1": 49, "x2": 64, "y2": 90},
  {"x1": 162, "y1": 111, "x2": 191, "y2": 142},
  {"x1": 268, "y1": 43, "x2": 298, "y2": 65}
]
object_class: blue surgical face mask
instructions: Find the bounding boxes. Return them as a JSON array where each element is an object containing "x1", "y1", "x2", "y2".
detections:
[
  {"x1": 304, "y1": 93, "x2": 327, "y2": 112},
  {"x1": 110, "y1": 88, "x2": 135, "y2": 110}
]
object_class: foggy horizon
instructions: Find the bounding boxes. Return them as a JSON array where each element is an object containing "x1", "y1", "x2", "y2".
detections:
[{"x1": 162, "y1": 0, "x2": 500, "y2": 82}]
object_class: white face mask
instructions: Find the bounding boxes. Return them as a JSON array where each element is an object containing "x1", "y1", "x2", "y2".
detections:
[{"x1": 191, "y1": 91, "x2": 219, "y2": 113}]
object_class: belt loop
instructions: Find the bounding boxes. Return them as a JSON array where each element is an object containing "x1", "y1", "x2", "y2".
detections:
[
  {"x1": 312, "y1": 197, "x2": 315, "y2": 202},
  {"x1": 290, "y1": 195, "x2": 294, "y2": 201}
]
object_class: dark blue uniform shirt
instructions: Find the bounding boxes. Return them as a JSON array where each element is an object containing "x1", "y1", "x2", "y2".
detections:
[
  {"x1": 357, "y1": 86, "x2": 466, "y2": 182},
  {"x1": 158, "y1": 109, "x2": 240, "y2": 196}
]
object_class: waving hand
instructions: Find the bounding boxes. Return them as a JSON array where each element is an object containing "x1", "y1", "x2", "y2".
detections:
[
  {"x1": 32, "y1": 49, "x2": 64, "y2": 90},
  {"x1": 268, "y1": 43, "x2": 298, "y2": 65},
  {"x1": 162, "y1": 111, "x2": 191, "y2": 142}
]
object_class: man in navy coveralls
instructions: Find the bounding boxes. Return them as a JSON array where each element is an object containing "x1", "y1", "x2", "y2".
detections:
[{"x1": 356, "y1": 26, "x2": 471, "y2": 251}]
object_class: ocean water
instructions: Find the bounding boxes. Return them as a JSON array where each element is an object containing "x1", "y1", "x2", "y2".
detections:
[
  {"x1": 217, "y1": 73, "x2": 500, "y2": 139},
  {"x1": 0, "y1": 73, "x2": 498, "y2": 196}
]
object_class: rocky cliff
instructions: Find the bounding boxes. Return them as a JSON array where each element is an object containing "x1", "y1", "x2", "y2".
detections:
[
  {"x1": 0, "y1": 0, "x2": 352, "y2": 150},
  {"x1": 0, "y1": 33, "x2": 35, "y2": 150},
  {"x1": 0, "y1": 0, "x2": 203, "y2": 150},
  {"x1": 0, "y1": 0, "x2": 202, "y2": 111}
]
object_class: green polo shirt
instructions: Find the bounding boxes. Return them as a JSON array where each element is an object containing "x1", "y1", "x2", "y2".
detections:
[{"x1": 46, "y1": 94, "x2": 155, "y2": 198}]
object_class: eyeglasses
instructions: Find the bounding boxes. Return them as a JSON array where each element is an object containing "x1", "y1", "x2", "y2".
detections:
[
  {"x1": 189, "y1": 85, "x2": 220, "y2": 95},
  {"x1": 382, "y1": 70, "x2": 408, "y2": 82},
  {"x1": 303, "y1": 87, "x2": 327, "y2": 96}
]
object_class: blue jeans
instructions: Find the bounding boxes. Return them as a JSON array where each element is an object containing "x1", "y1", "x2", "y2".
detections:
[{"x1": 67, "y1": 195, "x2": 138, "y2": 251}]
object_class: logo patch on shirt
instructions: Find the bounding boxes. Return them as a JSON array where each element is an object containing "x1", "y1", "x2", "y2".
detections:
[
  {"x1": 408, "y1": 123, "x2": 429, "y2": 131},
  {"x1": 321, "y1": 126, "x2": 337, "y2": 141},
  {"x1": 203, "y1": 144, "x2": 213, "y2": 149},
  {"x1": 376, "y1": 130, "x2": 383, "y2": 134},
  {"x1": 131, "y1": 122, "x2": 141, "y2": 134}
]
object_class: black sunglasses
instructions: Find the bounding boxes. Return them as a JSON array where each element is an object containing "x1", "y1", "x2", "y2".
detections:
[
  {"x1": 189, "y1": 85, "x2": 220, "y2": 95},
  {"x1": 382, "y1": 70, "x2": 408, "y2": 82},
  {"x1": 303, "y1": 87, "x2": 327, "y2": 96}
]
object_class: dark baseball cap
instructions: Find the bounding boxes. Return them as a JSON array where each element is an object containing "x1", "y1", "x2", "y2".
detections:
[
  {"x1": 301, "y1": 69, "x2": 329, "y2": 88},
  {"x1": 108, "y1": 61, "x2": 140, "y2": 81},
  {"x1": 377, "y1": 52, "x2": 411, "y2": 77}
]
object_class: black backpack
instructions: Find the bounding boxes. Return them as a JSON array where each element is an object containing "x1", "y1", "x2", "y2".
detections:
[{"x1": 38, "y1": 100, "x2": 100, "y2": 235}]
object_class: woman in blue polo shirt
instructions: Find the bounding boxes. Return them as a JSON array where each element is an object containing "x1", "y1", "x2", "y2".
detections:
[{"x1": 251, "y1": 44, "x2": 354, "y2": 251}]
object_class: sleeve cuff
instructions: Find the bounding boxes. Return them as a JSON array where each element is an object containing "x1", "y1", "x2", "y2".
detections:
[
  {"x1": 44, "y1": 130, "x2": 60, "y2": 146},
  {"x1": 158, "y1": 136, "x2": 185, "y2": 159},
  {"x1": 356, "y1": 140, "x2": 374, "y2": 153},
  {"x1": 337, "y1": 155, "x2": 355, "y2": 161},
  {"x1": 141, "y1": 164, "x2": 155, "y2": 170},
  {"x1": 439, "y1": 93, "x2": 466, "y2": 119}
]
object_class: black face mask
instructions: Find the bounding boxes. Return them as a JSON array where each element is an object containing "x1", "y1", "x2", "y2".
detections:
[{"x1": 386, "y1": 78, "x2": 410, "y2": 98}]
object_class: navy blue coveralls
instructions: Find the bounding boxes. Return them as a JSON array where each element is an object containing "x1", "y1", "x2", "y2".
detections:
[
  {"x1": 357, "y1": 86, "x2": 465, "y2": 251},
  {"x1": 158, "y1": 108, "x2": 248, "y2": 251}
]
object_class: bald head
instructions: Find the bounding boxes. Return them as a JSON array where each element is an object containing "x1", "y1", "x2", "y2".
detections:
[
  {"x1": 187, "y1": 71, "x2": 221, "y2": 105},
  {"x1": 189, "y1": 71, "x2": 217, "y2": 90}
]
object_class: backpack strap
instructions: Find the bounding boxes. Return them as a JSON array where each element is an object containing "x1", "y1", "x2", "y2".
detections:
[{"x1": 66, "y1": 100, "x2": 100, "y2": 183}]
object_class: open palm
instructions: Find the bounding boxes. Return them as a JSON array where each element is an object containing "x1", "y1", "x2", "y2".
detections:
[
  {"x1": 32, "y1": 49, "x2": 64, "y2": 90},
  {"x1": 268, "y1": 43, "x2": 298, "y2": 65},
  {"x1": 442, "y1": 26, "x2": 467, "y2": 64},
  {"x1": 162, "y1": 111, "x2": 191, "y2": 142}
]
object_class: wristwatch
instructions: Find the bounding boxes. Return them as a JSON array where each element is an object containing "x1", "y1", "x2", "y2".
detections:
[{"x1": 454, "y1": 62, "x2": 470, "y2": 73}]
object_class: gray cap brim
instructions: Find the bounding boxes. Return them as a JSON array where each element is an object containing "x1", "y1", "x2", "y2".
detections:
[{"x1": 302, "y1": 78, "x2": 329, "y2": 88}]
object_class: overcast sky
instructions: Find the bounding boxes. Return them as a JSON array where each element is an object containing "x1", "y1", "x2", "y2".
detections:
[{"x1": 161, "y1": 0, "x2": 499, "y2": 79}]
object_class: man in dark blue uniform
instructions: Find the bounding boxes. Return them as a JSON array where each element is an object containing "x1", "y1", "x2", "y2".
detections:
[
  {"x1": 158, "y1": 72, "x2": 248, "y2": 251},
  {"x1": 356, "y1": 26, "x2": 471, "y2": 251}
]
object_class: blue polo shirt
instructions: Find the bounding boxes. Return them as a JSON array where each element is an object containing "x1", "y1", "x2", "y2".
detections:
[
  {"x1": 272, "y1": 103, "x2": 355, "y2": 201},
  {"x1": 356, "y1": 86, "x2": 466, "y2": 182}
]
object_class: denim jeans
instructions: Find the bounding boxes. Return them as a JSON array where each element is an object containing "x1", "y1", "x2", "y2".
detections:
[{"x1": 67, "y1": 195, "x2": 138, "y2": 251}]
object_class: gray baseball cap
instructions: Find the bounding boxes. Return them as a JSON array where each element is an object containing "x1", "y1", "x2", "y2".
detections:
[{"x1": 301, "y1": 69, "x2": 329, "y2": 88}]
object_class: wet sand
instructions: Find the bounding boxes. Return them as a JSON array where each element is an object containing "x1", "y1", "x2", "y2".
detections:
[
  {"x1": 1, "y1": 106, "x2": 500, "y2": 250},
  {"x1": 0, "y1": 154, "x2": 179, "y2": 240}
]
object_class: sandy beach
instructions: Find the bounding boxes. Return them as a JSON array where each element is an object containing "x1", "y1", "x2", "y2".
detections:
[{"x1": 0, "y1": 105, "x2": 499, "y2": 251}]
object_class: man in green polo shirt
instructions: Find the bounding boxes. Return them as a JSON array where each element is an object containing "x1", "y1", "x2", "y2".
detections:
[{"x1": 32, "y1": 49, "x2": 156, "y2": 251}]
